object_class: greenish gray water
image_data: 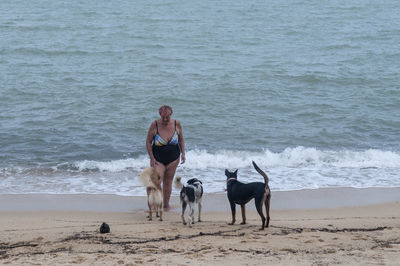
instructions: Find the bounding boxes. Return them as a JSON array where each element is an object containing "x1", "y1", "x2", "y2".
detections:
[{"x1": 1, "y1": 0, "x2": 399, "y2": 195}]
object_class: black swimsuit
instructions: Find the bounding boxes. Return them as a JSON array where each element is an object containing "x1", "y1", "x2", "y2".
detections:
[{"x1": 152, "y1": 121, "x2": 181, "y2": 165}]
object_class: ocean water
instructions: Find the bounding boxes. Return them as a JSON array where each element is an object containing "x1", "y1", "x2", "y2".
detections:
[{"x1": 1, "y1": 0, "x2": 399, "y2": 196}]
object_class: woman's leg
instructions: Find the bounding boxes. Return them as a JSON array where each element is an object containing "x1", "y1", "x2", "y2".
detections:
[
  {"x1": 163, "y1": 158, "x2": 180, "y2": 210},
  {"x1": 153, "y1": 161, "x2": 166, "y2": 180}
]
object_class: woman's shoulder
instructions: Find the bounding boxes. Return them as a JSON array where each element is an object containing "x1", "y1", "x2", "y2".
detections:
[
  {"x1": 175, "y1": 119, "x2": 183, "y2": 129},
  {"x1": 149, "y1": 120, "x2": 158, "y2": 129}
]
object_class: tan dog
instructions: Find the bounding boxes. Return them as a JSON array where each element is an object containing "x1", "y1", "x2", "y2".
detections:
[{"x1": 139, "y1": 167, "x2": 163, "y2": 221}]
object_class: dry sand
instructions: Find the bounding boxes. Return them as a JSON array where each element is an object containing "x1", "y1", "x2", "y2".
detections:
[{"x1": 1, "y1": 188, "x2": 400, "y2": 265}]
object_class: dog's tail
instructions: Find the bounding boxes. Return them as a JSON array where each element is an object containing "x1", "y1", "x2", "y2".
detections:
[
  {"x1": 252, "y1": 161, "x2": 269, "y2": 185},
  {"x1": 139, "y1": 167, "x2": 157, "y2": 189},
  {"x1": 173, "y1": 176, "x2": 183, "y2": 189}
]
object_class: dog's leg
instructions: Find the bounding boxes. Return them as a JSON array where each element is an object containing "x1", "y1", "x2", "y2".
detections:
[
  {"x1": 188, "y1": 202, "x2": 195, "y2": 227},
  {"x1": 198, "y1": 201, "x2": 202, "y2": 222},
  {"x1": 228, "y1": 201, "x2": 236, "y2": 225},
  {"x1": 265, "y1": 194, "x2": 271, "y2": 228},
  {"x1": 240, "y1": 204, "x2": 246, "y2": 225},
  {"x1": 148, "y1": 201, "x2": 152, "y2": 221},
  {"x1": 255, "y1": 195, "x2": 266, "y2": 230},
  {"x1": 181, "y1": 201, "x2": 187, "y2": 225},
  {"x1": 159, "y1": 202, "x2": 163, "y2": 221}
]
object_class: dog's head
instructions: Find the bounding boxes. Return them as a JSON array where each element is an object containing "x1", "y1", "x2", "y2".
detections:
[
  {"x1": 225, "y1": 169, "x2": 238, "y2": 180},
  {"x1": 187, "y1": 178, "x2": 202, "y2": 185}
]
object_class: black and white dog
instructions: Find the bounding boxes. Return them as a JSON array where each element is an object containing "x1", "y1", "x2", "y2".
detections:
[{"x1": 174, "y1": 176, "x2": 203, "y2": 227}]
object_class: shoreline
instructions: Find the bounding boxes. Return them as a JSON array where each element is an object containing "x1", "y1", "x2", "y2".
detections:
[{"x1": 1, "y1": 186, "x2": 399, "y2": 212}]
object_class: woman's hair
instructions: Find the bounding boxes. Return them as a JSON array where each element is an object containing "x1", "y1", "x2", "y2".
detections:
[{"x1": 158, "y1": 105, "x2": 173, "y2": 115}]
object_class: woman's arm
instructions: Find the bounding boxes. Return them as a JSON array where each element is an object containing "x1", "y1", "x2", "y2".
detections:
[
  {"x1": 146, "y1": 121, "x2": 156, "y2": 167},
  {"x1": 177, "y1": 120, "x2": 185, "y2": 164}
]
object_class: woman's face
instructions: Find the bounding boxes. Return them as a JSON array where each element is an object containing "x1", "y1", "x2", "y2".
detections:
[{"x1": 160, "y1": 110, "x2": 172, "y2": 124}]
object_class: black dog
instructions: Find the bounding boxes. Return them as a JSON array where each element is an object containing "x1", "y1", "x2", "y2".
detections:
[
  {"x1": 225, "y1": 161, "x2": 271, "y2": 230},
  {"x1": 174, "y1": 176, "x2": 203, "y2": 227}
]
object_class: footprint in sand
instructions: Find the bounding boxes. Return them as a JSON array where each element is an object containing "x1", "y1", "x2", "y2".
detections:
[
  {"x1": 325, "y1": 249, "x2": 336, "y2": 254},
  {"x1": 352, "y1": 235, "x2": 368, "y2": 241},
  {"x1": 279, "y1": 248, "x2": 297, "y2": 253},
  {"x1": 95, "y1": 254, "x2": 106, "y2": 260},
  {"x1": 71, "y1": 256, "x2": 86, "y2": 264},
  {"x1": 34, "y1": 236, "x2": 44, "y2": 243}
]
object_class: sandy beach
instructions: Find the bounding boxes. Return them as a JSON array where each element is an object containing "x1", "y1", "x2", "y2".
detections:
[{"x1": 1, "y1": 188, "x2": 400, "y2": 265}]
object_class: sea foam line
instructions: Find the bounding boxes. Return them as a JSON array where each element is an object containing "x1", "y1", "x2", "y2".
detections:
[{"x1": 68, "y1": 147, "x2": 400, "y2": 173}]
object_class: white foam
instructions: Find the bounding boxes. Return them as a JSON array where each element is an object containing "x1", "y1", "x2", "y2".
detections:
[
  {"x1": 1, "y1": 147, "x2": 400, "y2": 195},
  {"x1": 73, "y1": 156, "x2": 148, "y2": 172}
]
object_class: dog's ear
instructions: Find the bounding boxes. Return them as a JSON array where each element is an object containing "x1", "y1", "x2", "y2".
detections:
[
  {"x1": 225, "y1": 169, "x2": 230, "y2": 177},
  {"x1": 234, "y1": 169, "x2": 238, "y2": 176}
]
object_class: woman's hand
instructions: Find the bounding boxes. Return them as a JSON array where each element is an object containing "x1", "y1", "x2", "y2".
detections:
[
  {"x1": 150, "y1": 157, "x2": 156, "y2": 167},
  {"x1": 180, "y1": 153, "x2": 186, "y2": 164}
]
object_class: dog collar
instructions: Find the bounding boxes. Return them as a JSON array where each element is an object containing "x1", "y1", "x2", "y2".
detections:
[{"x1": 226, "y1": 178, "x2": 237, "y2": 183}]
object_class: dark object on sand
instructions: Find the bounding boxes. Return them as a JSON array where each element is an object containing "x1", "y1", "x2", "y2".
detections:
[{"x1": 100, "y1": 222, "x2": 110, "y2": 233}]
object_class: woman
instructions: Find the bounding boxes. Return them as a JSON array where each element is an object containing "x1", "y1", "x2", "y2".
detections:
[{"x1": 146, "y1": 105, "x2": 186, "y2": 210}]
